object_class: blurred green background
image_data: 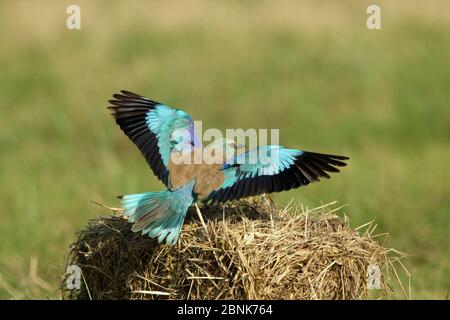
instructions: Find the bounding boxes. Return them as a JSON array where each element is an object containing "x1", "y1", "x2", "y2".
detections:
[{"x1": 0, "y1": 0, "x2": 449, "y2": 299}]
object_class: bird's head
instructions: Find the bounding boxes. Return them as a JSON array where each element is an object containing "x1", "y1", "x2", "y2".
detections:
[{"x1": 204, "y1": 138, "x2": 245, "y2": 163}]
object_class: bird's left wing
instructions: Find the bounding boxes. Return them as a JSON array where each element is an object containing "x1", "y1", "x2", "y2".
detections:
[
  {"x1": 207, "y1": 145, "x2": 349, "y2": 203},
  {"x1": 108, "y1": 90, "x2": 197, "y2": 186}
]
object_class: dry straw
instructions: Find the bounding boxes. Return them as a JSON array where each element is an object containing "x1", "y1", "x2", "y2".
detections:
[{"x1": 62, "y1": 197, "x2": 409, "y2": 300}]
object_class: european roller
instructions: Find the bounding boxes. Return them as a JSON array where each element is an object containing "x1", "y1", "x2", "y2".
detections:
[{"x1": 108, "y1": 90, "x2": 349, "y2": 245}]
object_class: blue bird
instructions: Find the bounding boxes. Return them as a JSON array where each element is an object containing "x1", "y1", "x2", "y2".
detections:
[{"x1": 108, "y1": 90, "x2": 349, "y2": 245}]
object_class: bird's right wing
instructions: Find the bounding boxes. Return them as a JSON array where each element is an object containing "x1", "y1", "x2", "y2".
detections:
[{"x1": 207, "y1": 145, "x2": 349, "y2": 203}]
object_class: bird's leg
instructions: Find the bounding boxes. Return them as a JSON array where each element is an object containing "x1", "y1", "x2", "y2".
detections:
[{"x1": 194, "y1": 203, "x2": 209, "y2": 235}]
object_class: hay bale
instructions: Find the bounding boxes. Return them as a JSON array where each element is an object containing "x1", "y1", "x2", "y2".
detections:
[{"x1": 62, "y1": 198, "x2": 404, "y2": 300}]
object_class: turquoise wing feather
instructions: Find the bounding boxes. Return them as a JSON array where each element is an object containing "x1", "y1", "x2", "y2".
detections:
[
  {"x1": 108, "y1": 91, "x2": 198, "y2": 186},
  {"x1": 208, "y1": 146, "x2": 349, "y2": 202}
]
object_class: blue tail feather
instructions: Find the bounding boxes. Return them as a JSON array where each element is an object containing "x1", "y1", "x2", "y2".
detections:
[{"x1": 120, "y1": 180, "x2": 195, "y2": 245}]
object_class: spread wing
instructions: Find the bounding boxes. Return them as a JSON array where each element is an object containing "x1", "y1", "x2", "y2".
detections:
[
  {"x1": 108, "y1": 90, "x2": 197, "y2": 186},
  {"x1": 207, "y1": 146, "x2": 349, "y2": 203}
]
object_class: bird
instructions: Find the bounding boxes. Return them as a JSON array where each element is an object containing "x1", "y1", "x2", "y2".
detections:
[{"x1": 108, "y1": 90, "x2": 349, "y2": 245}]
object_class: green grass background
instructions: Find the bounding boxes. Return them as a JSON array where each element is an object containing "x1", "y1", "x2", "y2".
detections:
[{"x1": 0, "y1": 0, "x2": 448, "y2": 299}]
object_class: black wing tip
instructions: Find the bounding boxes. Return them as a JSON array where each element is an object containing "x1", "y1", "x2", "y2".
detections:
[
  {"x1": 335, "y1": 155, "x2": 350, "y2": 161},
  {"x1": 114, "y1": 90, "x2": 143, "y2": 98},
  {"x1": 304, "y1": 151, "x2": 349, "y2": 160},
  {"x1": 120, "y1": 89, "x2": 139, "y2": 96},
  {"x1": 296, "y1": 150, "x2": 349, "y2": 182},
  {"x1": 108, "y1": 99, "x2": 121, "y2": 106},
  {"x1": 303, "y1": 151, "x2": 349, "y2": 165},
  {"x1": 117, "y1": 195, "x2": 124, "y2": 199},
  {"x1": 107, "y1": 90, "x2": 162, "y2": 109},
  {"x1": 321, "y1": 171, "x2": 332, "y2": 179},
  {"x1": 106, "y1": 90, "x2": 140, "y2": 101},
  {"x1": 119, "y1": 90, "x2": 156, "y2": 102}
]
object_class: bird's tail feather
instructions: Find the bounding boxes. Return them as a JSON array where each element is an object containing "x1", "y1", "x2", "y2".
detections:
[{"x1": 119, "y1": 180, "x2": 195, "y2": 245}]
